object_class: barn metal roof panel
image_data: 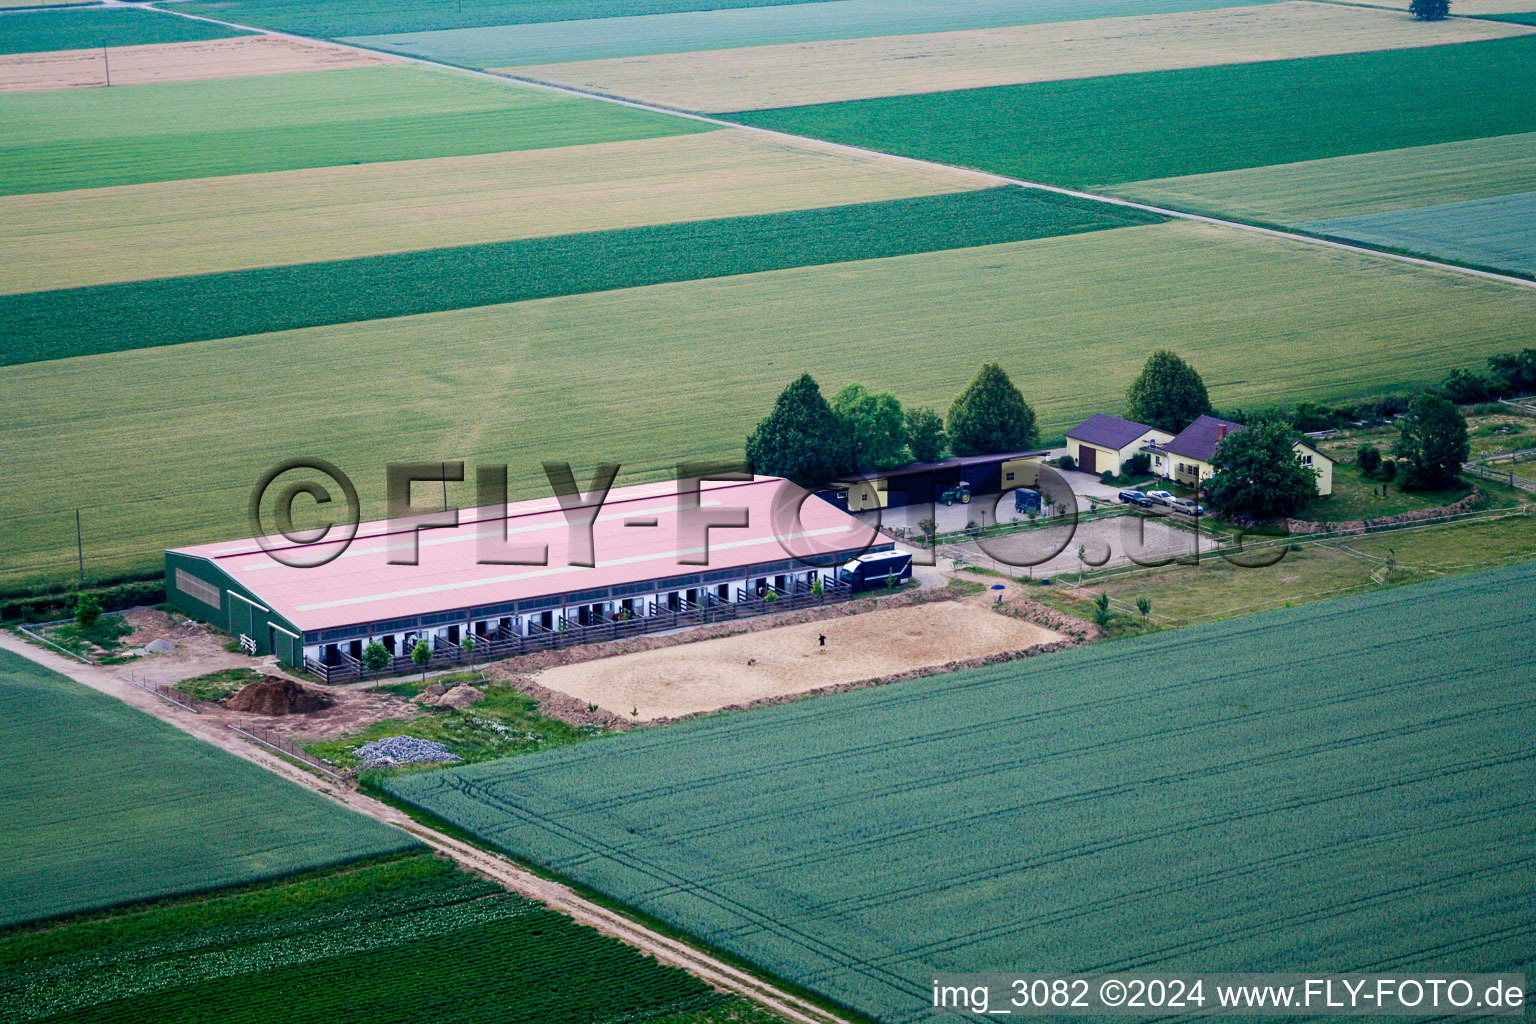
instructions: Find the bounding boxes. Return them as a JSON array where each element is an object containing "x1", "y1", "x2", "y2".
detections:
[{"x1": 169, "y1": 476, "x2": 876, "y2": 633}]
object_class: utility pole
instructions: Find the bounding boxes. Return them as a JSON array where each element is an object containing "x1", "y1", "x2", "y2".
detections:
[
  {"x1": 441, "y1": 461, "x2": 449, "y2": 510},
  {"x1": 102, "y1": 41, "x2": 110, "y2": 87},
  {"x1": 75, "y1": 509, "x2": 85, "y2": 585}
]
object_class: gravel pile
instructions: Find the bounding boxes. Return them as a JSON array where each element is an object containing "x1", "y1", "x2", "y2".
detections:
[{"x1": 353, "y1": 736, "x2": 461, "y2": 764}]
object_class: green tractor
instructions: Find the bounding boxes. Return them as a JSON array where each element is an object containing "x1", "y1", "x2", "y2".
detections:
[{"x1": 939, "y1": 481, "x2": 972, "y2": 506}]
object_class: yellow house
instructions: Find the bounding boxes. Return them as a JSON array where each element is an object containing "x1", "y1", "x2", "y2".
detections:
[
  {"x1": 1064, "y1": 414, "x2": 1173, "y2": 476},
  {"x1": 1144, "y1": 415, "x2": 1333, "y2": 496}
]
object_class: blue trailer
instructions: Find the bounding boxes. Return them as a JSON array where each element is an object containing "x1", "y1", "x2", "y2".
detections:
[
  {"x1": 837, "y1": 550, "x2": 913, "y2": 592},
  {"x1": 1014, "y1": 488, "x2": 1043, "y2": 514}
]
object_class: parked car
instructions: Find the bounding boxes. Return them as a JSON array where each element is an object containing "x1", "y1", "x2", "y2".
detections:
[
  {"x1": 1144, "y1": 490, "x2": 1176, "y2": 507},
  {"x1": 1117, "y1": 489, "x2": 1155, "y2": 508},
  {"x1": 1168, "y1": 497, "x2": 1206, "y2": 516}
]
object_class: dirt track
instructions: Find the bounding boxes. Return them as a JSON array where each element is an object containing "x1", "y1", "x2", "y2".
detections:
[
  {"x1": 0, "y1": 34, "x2": 392, "y2": 92},
  {"x1": 0, "y1": 631, "x2": 849, "y2": 1024},
  {"x1": 537, "y1": 601, "x2": 1061, "y2": 721}
]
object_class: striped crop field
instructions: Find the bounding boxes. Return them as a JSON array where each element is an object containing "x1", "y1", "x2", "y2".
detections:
[
  {"x1": 6, "y1": 219, "x2": 1536, "y2": 586},
  {"x1": 0, "y1": 188, "x2": 1160, "y2": 363},
  {"x1": 173, "y1": 0, "x2": 849, "y2": 40},
  {"x1": 509, "y1": 2, "x2": 1528, "y2": 113},
  {"x1": 0, "y1": 63, "x2": 708, "y2": 195},
  {"x1": 0, "y1": 35, "x2": 395, "y2": 94},
  {"x1": 385, "y1": 563, "x2": 1536, "y2": 1024},
  {"x1": 1104, "y1": 132, "x2": 1536, "y2": 224},
  {"x1": 0, "y1": 7, "x2": 246, "y2": 54},
  {"x1": 0, "y1": 130, "x2": 993, "y2": 294},
  {"x1": 1298, "y1": 190, "x2": 1536, "y2": 278},
  {"x1": 343, "y1": 0, "x2": 1288, "y2": 70},
  {"x1": 0, "y1": 853, "x2": 733, "y2": 1024},
  {"x1": 0, "y1": 650, "x2": 417, "y2": 929},
  {"x1": 727, "y1": 35, "x2": 1536, "y2": 187}
]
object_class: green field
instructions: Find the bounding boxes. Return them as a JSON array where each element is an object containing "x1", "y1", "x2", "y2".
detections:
[
  {"x1": 0, "y1": 64, "x2": 707, "y2": 195},
  {"x1": 727, "y1": 35, "x2": 1536, "y2": 186},
  {"x1": 1298, "y1": 190, "x2": 1536, "y2": 277},
  {"x1": 1106, "y1": 131, "x2": 1536, "y2": 224},
  {"x1": 386, "y1": 563, "x2": 1536, "y2": 1024},
  {"x1": 172, "y1": 0, "x2": 843, "y2": 39},
  {"x1": 0, "y1": 650, "x2": 417, "y2": 929},
  {"x1": 342, "y1": 0, "x2": 1283, "y2": 71},
  {"x1": 0, "y1": 6, "x2": 244, "y2": 54},
  {"x1": 0, "y1": 852, "x2": 733, "y2": 1024},
  {"x1": 8, "y1": 219, "x2": 1536, "y2": 587},
  {"x1": 0, "y1": 188, "x2": 1160, "y2": 364}
]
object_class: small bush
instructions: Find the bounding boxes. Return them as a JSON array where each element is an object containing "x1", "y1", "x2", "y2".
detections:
[
  {"x1": 1058, "y1": 454, "x2": 1076, "y2": 471},
  {"x1": 1357, "y1": 444, "x2": 1382, "y2": 474},
  {"x1": 73, "y1": 593, "x2": 102, "y2": 629}
]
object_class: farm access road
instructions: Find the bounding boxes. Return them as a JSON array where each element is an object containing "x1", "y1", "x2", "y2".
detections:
[
  {"x1": 0, "y1": 631, "x2": 854, "y2": 1024},
  {"x1": 137, "y1": 0, "x2": 1536, "y2": 293}
]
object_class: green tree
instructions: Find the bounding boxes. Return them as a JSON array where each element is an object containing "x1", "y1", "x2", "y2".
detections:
[
  {"x1": 745, "y1": 374, "x2": 848, "y2": 486},
  {"x1": 1125, "y1": 350, "x2": 1212, "y2": 433},
  {"x1": 1392, "y1": 393, "x2": 1469, "y2": 490},
  {"x1": 73, "y1": 592, "x2": 101, "y2": 629},
  {"x1": 461, "y1": 633, "x2": 476, "y2": 663},
  {"x1": 1357, "y1": 444, "x2": 1382, "y2": 476},
  {"x1": 1488, "y1": 348, "x2": 1536, "y2": 396},
  {"x1": 946, "y1": 363, "x2": 1038, "y2": 455},
  {"x1": 1092, "y1": 592, "x2": 1111, "y2": 628},
  {"x1": 1135, "y1": 597, "x2": 1152, "y2": 621},
  {"x1": 1440, "y1": 367, "x2": 1490, "y2": 405},
  {"x1": 832, "y1": 384, "x2": 907, "y2": 472},
  {"x1": 411, "y1": 639, "x2": 431, "y2": 682},
  {"x1": 1207, "y1": 421, "x2": 1319, "y2": 519},
  {"x1": 361, "y1": 640, "x2": 390, "y2": 672},
  {"x1": 1410, "y1": 0, "x2": 1449, "y2": 19},
  {"x1": 904, "y1": 406, "x2": 947, "y2": 463}
]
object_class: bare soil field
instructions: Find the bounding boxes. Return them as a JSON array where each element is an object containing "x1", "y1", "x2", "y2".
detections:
[
  {"x1": 505, "y1": 1, "x2": 1531, "y2": 111},
  {"x1": 0, "y1": 129, "x2": 993, "y2": 294},
  {"x1": 535, "y1": 601, "x2": 1062, "y2": 721},
  {"x1": 0, "y1": 34, "x2": 392, "y2": 93}
]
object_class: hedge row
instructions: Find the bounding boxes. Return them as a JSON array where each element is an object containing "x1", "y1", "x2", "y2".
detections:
[{"x1": 1, "y1": 579, "x2": 165, "y2": 624}]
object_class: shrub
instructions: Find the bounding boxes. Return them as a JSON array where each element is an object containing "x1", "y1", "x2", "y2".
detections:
[
  {"x1": 1357, "y1": 444, "x2": 1382, "y2": 475},
  {"x1": 1440, "y1": 368, "x2": 1492, "y2": 405},
  {"x1": 73, "y1": 593, "x2": 102, "y2": 629},
  {"x1": 1058, "y1": 454, "x2": 1076, "y2": 471},
  {"x1": 1124, "y1": 453, "x2": 1152, "y2": 477}
]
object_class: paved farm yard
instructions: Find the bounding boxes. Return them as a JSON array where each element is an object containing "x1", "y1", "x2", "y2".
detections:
[
  {"x1": 389, "y1": 563, "x2": 1536, "y2": 1024},
  {"x1": 535, "y1": 601, "x2": 1060, "y2": 721}
]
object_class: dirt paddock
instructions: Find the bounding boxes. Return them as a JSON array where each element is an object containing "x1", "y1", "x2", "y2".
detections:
[{"x1": 535, "y1": 601, "x2": 1062, "y2": 722}]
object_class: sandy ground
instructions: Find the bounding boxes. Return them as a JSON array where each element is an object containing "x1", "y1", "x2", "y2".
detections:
[
  {"x1": 508, "y1": 2, "x2": 1532, "y2": 111},
  {"x1": 536, "y1": 601, "x2": 1060, "y2": 721},
  {"x1": 0, "y1": 34, "x2": 393, "y2": 93}
]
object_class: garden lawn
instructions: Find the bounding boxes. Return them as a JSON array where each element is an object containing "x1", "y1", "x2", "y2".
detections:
[
  {"x1": 0, "y1": 649, "x2": 416, "y2": 928},
  {"x1": 0, "y1": 187, "x2": 1159, "y2": 363},
  {"x1": 1104, "y1": 131, "x2": 1536, "y2": 223},
  {"x1": 345, "y1": 0, "x2": 1288, "y2": 69},
  {"x1": 0, "y1": 129, "x2": 989, "y2": 294},
  {"x1": 726, "y1": 34, "x2": 1536, "y2": 186},
  {"x1": 0, "y1": 7, "x2": 244, "y2": 54},
  {"x1": 0, "y1": 852, "x2": 731, "y2": 1024},
  {"x1": 0, "y1": 63, "x2": 709, "y2": 194},
  {"x1": 6, "y1": 219, "x2": 1536, "y2": 588},
  {"x1": 1298, "y1": 190, "x2": 1536, "y2": 278},
  {"x1": 508, "y1": 3, "x2": 1527, "y2": 112},
  {"x1": 384, "y1": 563, "x2": 1536, "y2": 1024}
]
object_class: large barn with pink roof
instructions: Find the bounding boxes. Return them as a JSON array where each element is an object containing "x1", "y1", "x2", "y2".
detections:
[{"x1": 164, "y1": 476, "x2": 891, "y2": 682}]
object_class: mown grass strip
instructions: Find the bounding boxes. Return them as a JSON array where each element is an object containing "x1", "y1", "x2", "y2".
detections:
[
  {"x1": 0, "y1": 187, "x2": 1161, "y2": 365},
  {"x1": 0, "y1": 64, "x2": 710, "y2": 194},
  {"x1": 1474, "y1": 10, "x2": 1536, "y2": 21},
  {"x1": 726, "y1": 34, "x2": 1536, "y2": 186},
  {"x1": 169, "y1": 0, "x2": 844, "y2": 40},
  {"x1": 0, "y1": 7, "x2": 246, "y2": 54}
]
